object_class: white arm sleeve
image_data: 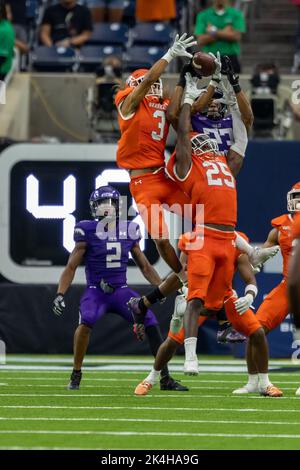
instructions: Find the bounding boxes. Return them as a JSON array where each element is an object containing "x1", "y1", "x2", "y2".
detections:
[{"x1": 230, "y1": 108, "x2": 248, "y2": 158}]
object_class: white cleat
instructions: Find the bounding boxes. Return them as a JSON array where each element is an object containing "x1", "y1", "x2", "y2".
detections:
[
  {"x1": 249, "y1": 246, "x2": 280, "y2": 268},
  {"x1": 232, "y1": 383, "x2": 260, "y2": 395},
  {"x1": 184, "y1": 359, "x2": 199, "y2": 376},
  {"x1": 170, "y1": 295, "x2": 187, "y2": 334},
  {"x1": 296, "y1": 387, "x2": 300, "y2": 396}
]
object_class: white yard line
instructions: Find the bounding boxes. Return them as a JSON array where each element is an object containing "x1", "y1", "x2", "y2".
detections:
[
  {"x1": 0, "y1": 392, "x2": 299, "y2": 399},
  {"x1": 0, "y1": 405, "x2": 299, "y2": 412},
  {"x1": 0, "y1": 417, "x2": 299, "y2": 426},
  {"x1": 0, "y1": 430, "x2": 299, "y2": 439}
]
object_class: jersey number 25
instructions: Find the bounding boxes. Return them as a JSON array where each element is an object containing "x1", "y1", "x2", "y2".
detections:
[{"x1": 203, "y1": 161, "x2": 235, "y2": 188}]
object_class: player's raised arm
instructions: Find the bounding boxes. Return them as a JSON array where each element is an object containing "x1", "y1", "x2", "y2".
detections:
[
  {"x1": 52, "y1": 242, "x2": 87, "y2": 316},
  {"x1": 175, "y1": 74, "x2": 202, "y2": 178},
  {"x1": 130, "y1": 243, "x2": 162, "y2": 286},
  {"x1": 192, "y1": 52, "x2": 222, "y2": 115},
  {"x1": 121, "y1": 33, "x2": 197, "y2": 117},
  {"x1": 226, "y1": 97, "x2": 248, "y2": 177}
]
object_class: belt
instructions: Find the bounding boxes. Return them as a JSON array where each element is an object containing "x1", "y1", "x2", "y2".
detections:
[{"x1": 100, "y1": 278, "x2": 115, "y2": 294}]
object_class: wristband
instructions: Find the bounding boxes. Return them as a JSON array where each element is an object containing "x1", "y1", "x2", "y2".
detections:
[
  {"x1": 232, "y1": 83, "x2": 241, "y2": 94},
  {"x1": 162, "y1": 50, "x2": 173, "y2": 64},
  {"x1": 245, "y1": 284, "x2": 258, "y2": 299},
  {"x1": 209, "y1": 79, "x2": 220, "y2": 88},
  {"x1": 183, "y1": 97, "x2": 194, "y2": 106}
]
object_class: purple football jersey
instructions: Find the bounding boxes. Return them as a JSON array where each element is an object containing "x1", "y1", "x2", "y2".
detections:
[
  {"x1": 74, "y1": 219, "x2": 141, "y2": 287},
  {"x1": 191, "y1": 113, "x2": 233, "y2": 155}
]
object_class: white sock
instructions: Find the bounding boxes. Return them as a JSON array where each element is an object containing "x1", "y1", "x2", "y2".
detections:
[
  {"x1": 258, "y1": 373, "x2": 271, "y2": 389},
  {"x1": 184, "y1": 337, "x2": 197, "y2": 361},
  {"x1": 247, "y1": 374, "x2": 259, "y2": 386},
  {"x1": 144, "y1": 368, "x2": 160, "y2": 385},
  {"x1": 235, "y1": 232, "x2": 254, "y2": 256}
]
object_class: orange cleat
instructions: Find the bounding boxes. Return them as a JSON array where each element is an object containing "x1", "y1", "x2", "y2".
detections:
[
  {"x1": 260, "y1": 384, "x2": 283, "y2": 397},
  {"x1": 134, "y1": 380, "x2": 153, "y2": 396}
]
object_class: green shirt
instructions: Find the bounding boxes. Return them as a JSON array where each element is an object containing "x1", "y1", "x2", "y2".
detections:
[
  {"x1": 0, "y1": 20, "x2": 15, "y2": 75},
  {"x1": 194, "y1": 7, "x2": 246, "y2": 56}
]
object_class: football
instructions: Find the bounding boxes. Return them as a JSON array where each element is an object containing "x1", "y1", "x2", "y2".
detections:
[{"x1": 192, "y1": 51, "x2": 216, "y2": 77}]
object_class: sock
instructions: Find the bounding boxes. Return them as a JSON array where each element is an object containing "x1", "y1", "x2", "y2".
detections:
[
  {"x1": 235, "y1": 232, "x2": 253, "y2": 256},
  {"x1": 73, "y1": 369, "x2": 81, "y2": 373},
  {"x1": 247, "y1": 374, "x2": 258, "y2": 386},
  {"x1": 144, "y1": 368, "x2": 160, "y2": 386},
  {"x1": 216, "y1": 307, "x2": 227, "y2": 322},
  {"x1": 145, "y1": 287, "x2": 165, "y2": 306},
  {"x1": 184, "y1": 337, "x2": 197, "y2": 361},
  {"x1": 258, "y1": 373, "x2": 271, "y2": 389},
  {"x1": 138, "y1": 298, "x2": 148, "y2": 315},
  {"x1": 145, "y1": 325, "x2": 169, "y2": 378},
  {"x1": 219, "y1": 321, "x2": 231, "y2": 331}
]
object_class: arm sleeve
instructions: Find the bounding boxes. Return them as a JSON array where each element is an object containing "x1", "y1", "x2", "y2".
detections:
[
  {"x1": 233, "y1": 10, "x2": 246, "y2": 33},
  {"x1": 81, "y1": 7, "x2": 93, "y2": 31},
  {"x1": 230, "y1": 108, "x2": 248, "y2": 158},
  {"x1": 73, "y1": 224, "x2": 87, "y2": 243},
  {"x1": 194, "y1": 12, "x2": 207, "y2": 35},
  {"x1": 41, "y1": 7, "x2": 52, "y2": 25}
]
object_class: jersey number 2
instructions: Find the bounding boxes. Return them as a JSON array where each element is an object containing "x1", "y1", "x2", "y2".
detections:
[
  {"x1": 151, "y1": 110, "x2": 166, "y2": 142},
  {"x1": 106, "y1": 242, "x2": 121, "y2": 268}
]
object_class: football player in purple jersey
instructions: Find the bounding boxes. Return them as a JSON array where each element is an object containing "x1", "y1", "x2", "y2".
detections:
[{"x1": 52, "y1": 185, "x2": 188, "y2": 392}]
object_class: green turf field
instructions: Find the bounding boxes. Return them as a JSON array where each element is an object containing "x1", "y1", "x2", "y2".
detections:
[{"x1": 1, "y1": 355, "x2": 300, "y2": 450}]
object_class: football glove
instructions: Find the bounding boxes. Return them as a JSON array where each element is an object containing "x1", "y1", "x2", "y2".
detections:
[
  {"x1": 209, "y1": 51, "x2": 222, "y2": 83},
  {"x1": 221, "y1": 55, "x2": 241, "y2": 93},
  {"x1": 53, "y1": 293, "x2": 66, "y2": 316},
  {"x1": 184, "y1": 73, "x2": 202, "y2": 105},
  {"x1": 177, "y1": 59, "x2": 200, "y2": 88},
  {"x1": 234, "y1": 294, "x2": 254, "y2": 315},
  {"x1": 163, "y1": 33, "x2": 197, "y2": 63}
]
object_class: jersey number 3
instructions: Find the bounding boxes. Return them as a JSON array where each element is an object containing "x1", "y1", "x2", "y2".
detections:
[
  {"x1": 106, "y1": 242, "x2": 121, "y2": 268},
  {"x1": 151, "y1": 110, "x2": 166, "y2": 142},
  {"x1": 203, "y1": 161, "x2": 235, "y2": 188}
]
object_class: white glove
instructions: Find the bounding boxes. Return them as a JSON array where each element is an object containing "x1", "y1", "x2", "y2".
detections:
[
  {"x1": 234, "y1": 293, "x2": 253, "y2": 315},
  {"x1": 163, "y1": 33, "x2": 197, "y2": 63},
  {"x1": 178, "y1": 285, "x2": 188, "y2": 299},
  {"x1": 184, "y1": 72, "x2": 202, "y2": 106},
  {"x1": 209, "y1": 51, "x2": 222, "y2": 85},
  {"x1": 170, "y1": 294, "x2": 187, "y2": 334}
]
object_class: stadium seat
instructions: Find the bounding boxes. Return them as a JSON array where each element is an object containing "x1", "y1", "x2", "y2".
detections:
[
  {"x1": 31, "y1": 46, "x2": 77, "y2": 72},
  {"x1": 122, "y1": 0, "x2": 136, "y2": 27},
  {"x1": 79, "y1": 46, "x2": 123, "y2": 72},
  {"x1": 86, "y1": 23, "x2": 129, "y2": 48},
  {"x1": 124, "y1": 45, "x2": 168, "y2": 71},
  {"x1": 130, "y1": 22, "x2": 174, "y2": 47}
]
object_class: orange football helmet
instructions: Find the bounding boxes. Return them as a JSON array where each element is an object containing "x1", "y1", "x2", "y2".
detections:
[
  {"x1": 287, "y1": 182, "x2": 300, "y2": 212},
  {"x1": 125, "y1": 68, "x2": 163, "y2": 98}
]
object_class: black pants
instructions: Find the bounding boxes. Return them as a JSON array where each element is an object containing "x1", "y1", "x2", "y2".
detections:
[{"x1": 226, "y1": 54, "x2": 241, "y2": 74}]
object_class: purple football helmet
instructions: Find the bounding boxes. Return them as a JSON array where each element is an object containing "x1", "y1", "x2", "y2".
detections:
[{"x1": 89, "y1": 185, "x2": 120, "y2": 221}]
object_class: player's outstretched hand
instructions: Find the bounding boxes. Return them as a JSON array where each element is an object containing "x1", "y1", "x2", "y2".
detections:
[
  {"x1": 221, "y1": 55, "x2": 241, "y2": 93},
  {"x1": 53, "y1": 293, "x2": 66, "y2": 316},
  {"x1": 168, "y1": 33, "x2": 197, "y2": 60},
  {"x1": 209, "y1": 51, "x2": 222, "y2": 83},
  {"x1": 184, "y1": 72, "x2": 202, "y2": 105},
  {"x1": 234, "y1": 294, "x2": 253, "y2": 315},
  {"x1": 177, "y1": 59, "x2": 200, "y2": 88}
]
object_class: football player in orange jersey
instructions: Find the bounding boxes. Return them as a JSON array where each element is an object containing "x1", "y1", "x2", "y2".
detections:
[
  {"x1": 134, "y1": 231, "x2": 281, "y2": 396},
  {"x1": 233, "y1": 183, "x2": 300, "y2": 396},
  {"x1": 114, "y1": 34, "x2": 224, "y2": 286},
  {"x1": 288, "y1": 212, "x2": 300, "y2": 396},
  {"x1": 166, "y1": 73, "x2": 248, "y2": 375}
]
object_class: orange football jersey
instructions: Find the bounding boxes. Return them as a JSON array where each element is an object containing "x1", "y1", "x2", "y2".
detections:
[
  {"x1": 167, "y1": 151, "x2": 237, "y2": 227},
  {"x1": 293, "y1": 213, "x2": 300, "y2": 239},
  {"x1": 271, "y1": 214, "x2": 294, "y2": 278},
  {"x1": 115, "y1": 87, "x2": 170, "y2": 170}
]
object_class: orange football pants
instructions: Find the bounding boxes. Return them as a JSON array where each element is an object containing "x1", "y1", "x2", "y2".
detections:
[
  {"x1": 187, "y1": 228, "x2": 236, "y2": 310},
  {"x1": 129, "y1": 170, "x2": 191, "y2": 239},
  {"x1": 224, "y1": 290, "x2": 262, "y2": 337},
  {"x1": 255, "y1": 279, "x2": 289, "y2": 331}
]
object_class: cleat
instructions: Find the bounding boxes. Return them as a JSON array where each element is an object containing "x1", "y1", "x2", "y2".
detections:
[
  {"x1": 217, "y1": 325, "x2": 246, "y2": 344},
  {"x1": 249, "y1": 246, "x2": 280, "y2": 268},
  {"x1": 134, "y1": 380, "x2": 152, "y2": 396},
  {"x1": 184, "y1": 359, "x2": 199, "y2": 376},
  {"x1": 232, "y1": 383, "x2": 260, "y2": 394},
  {"x1": 67, "y1": 370, "x2": 82, "y2": 390},
  {"x1": 127, "y1": 297, "x2": 146, "y2": 341},
  {"x1": 260, "y1": 384, "x2": 283, "y2": 397},
  {"x1": 296, "y1": 387, "x2": 300, "y2": 396},
  {"x1": 160, "y1": 376, "x2": 189, "y2": 391},
  {"x1": 170, "y1": 294, "x2": 187, "y2": 334}
]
